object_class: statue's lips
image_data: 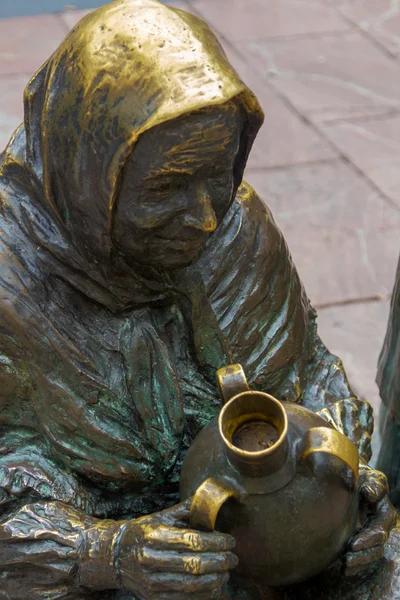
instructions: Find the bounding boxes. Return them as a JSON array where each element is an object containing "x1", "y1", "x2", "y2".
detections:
[{"x1": 153, "y1": 233, "x2": 208, "y2": 252}]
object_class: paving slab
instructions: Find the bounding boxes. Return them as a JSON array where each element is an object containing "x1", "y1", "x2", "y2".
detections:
[
  {"x1": 222, "y1": 44, "x2": 338, "y2": 169},
  {"x1": 0, "y1": 14, "x2": 68, "y2": 77},
  {"x1": 321, "y1": 114, "x2": 400, "y2": 210},
  {"x1": 242, "y1": 31, "x2": 400, "y2": 123},
  {"x1": 245, "y1": 160, "x2": 400, "y2": 306},
  {"x1": 191, "y1": 0, "x2": 350, "y2": 43},
  {"x1": 0, "y1": 74, "x2": 29, "y2": 151},
  {"x1": 315, "y1": 0, "x2": 400, "y2": 57},
  {"x1": 339, "y1": 0, "x2": 400, "y2": 57}
]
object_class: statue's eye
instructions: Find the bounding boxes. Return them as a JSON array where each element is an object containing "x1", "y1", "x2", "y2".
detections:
[
  {"x1": 157, "y1": 182, "x2": 173, "y2": 194},
  {"x1": 209, "y1": 170, "x2": 231, "y2": 188},
  {"x1": 149, "y1": 180, "x2": 185, "y2": 197}
]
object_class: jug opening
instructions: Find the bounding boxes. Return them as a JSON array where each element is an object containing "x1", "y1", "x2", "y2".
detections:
[
  {"x1": 232, "y1": 419, "x2": 280, "y2": 452},
  {"x1": 219, "y1": 391, "x2": 288, "y2": 477}
]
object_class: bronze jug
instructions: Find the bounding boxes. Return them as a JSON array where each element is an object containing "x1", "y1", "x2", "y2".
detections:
[{"x1": 180, "y1": 365, "x2": 360, "y2": 587}]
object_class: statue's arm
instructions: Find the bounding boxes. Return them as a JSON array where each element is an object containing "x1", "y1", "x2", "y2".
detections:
[
  {"x1": 301, "y1": 331, "x2": 373, "y2": 463},
  {"x1": 0, "y1": 439, "x2": 123, "y2": 597},
  {"x1": 202, "y1": 182, "x2": 394, "y2": 569},
  {"x1": 201, "y1": 182, "x2": 373, "y2": 460},
  {"x1": 0, "y1": 500, "x2": 117, "y2": 598},
  {"x1": 0, "y1": 491, "x2": 236, "y2": 599}
]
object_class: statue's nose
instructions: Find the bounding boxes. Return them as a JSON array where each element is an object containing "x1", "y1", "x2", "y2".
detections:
[{"x1": 183, "y1": 183, "x2": 217, "y2": 232}]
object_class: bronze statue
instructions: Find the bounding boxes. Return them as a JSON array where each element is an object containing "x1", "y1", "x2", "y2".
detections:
[
  {"x1": 0, "y1": 1, "x2": 395, "y2": 598},
  {"x1": 377, "y1": 255, "x2": 400, "y2": 505}
]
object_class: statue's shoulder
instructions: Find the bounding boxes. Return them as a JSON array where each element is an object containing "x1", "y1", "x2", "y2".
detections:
[
  {"x1": 235, "y1": 179, "x2": 269, "y2": 215},
  {"x1": 199, "y1": 179, "x2": 285, "y2": 285},
  {"x1": 214, "y1": 179, "x2": 280, "y2": 254},
  {"x1": 230, "y1": 180, "x2": 276, "y2": 234}
]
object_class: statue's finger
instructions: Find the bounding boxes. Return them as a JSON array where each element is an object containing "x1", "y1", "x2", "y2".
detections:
[
  {"x1": 341, "y1": 398, "x2": 358, "y2": 420},
  {"x1": 356, "y1": 400, "x2": 374, "y2": 431},
  {"x1": 161, "y1": 498, "x2": 192, "y2": 525},
  {"x1": 145, "y1": 526, "x2": 236, "y2": 552},
  {"x1": 349, "y1": 498, "x2": 396, "y2": 551},
  {"x1": 145, "y1": 571, "x2": 230, "y2": 593},
  {"x1": 349, "y1": 527, "x2": 387, "y2": 552},
  {"x1": 316, "y1": 408, "x2": 337, "y2": 429},
  {"x1": 157, "y1": 595, "x2": 215, "y2": 600},
  {"x1": 344, "y1": 545, "x2": 384, "y2": 573},
  {"x1": 139, "y1": 548, "x2": 238, "y2": 574},
  {"x1": 360, "y1": 471, "x2": 389, "y2": 503},
  {"x1": 328, "y1": 402, "x2": 345, "y2": 430},
  {"x1": 158, "y1": 589, "x2": 224, "y2": 600},
  {"x1": 358, "y1": 431, "x2": 372, "y2": 464}
]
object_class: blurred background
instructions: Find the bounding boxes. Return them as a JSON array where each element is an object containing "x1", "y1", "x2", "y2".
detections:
[{"x1": 1, "y1": 0, "x2": 399, "y2": 462}]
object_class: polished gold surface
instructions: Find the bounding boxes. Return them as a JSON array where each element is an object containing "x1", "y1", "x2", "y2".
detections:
[
  {"x1": 302, "y1": 426, "x2": 360, "y2": 481},
  {"x1": 217, "y1": 364, "x2": 289, "y2": 477},
  {"x1": 217, "y1": 364, "x2": 250, "y2": 404},
  {"x1": 219, "y1": 392, "x2": 288, "y2": 477},
  {"x1": 190, "y1": 478, "x2": 241, "y2": 532}
]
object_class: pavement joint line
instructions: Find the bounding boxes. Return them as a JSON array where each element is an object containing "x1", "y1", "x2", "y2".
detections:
[
  {"x1": 356, "y1": 25, "x2": 400, "y2": 67},
  {"x1": 0, "y1": 73, "x2": 33, "y2": 80},
  {"x1": 217, "y1": 28, "x2": 355, "y2": 45},
  {"x1": 188, "y1": 0, "x2": 355, "y2": 45},
  {"x1": 245, "y1": 157, "x2": 342, "y2": 172},
  {"x1": 308, "y1": 109, "x2": 400, "y2": 127},
  {"x1": 338, "y1": 154, "x2": 400, "y2": 214},
  {"x1": 257, "y1": 75, "x2": 345, "y2": 167},
  {"x1": 334, "y1": 8, "x2": 400, "y2": 64},
  {"x1": 315, "y1": 295, "x2": 391, "y2": 311}
]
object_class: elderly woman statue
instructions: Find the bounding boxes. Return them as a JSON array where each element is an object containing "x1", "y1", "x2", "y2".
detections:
[{"x1": 0, "y1": 1, "x2": 395, "y2": 598}]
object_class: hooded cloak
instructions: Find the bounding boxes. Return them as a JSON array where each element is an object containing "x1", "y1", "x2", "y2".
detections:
[{"x1": 0, "y1": 1, "x2": 363, "y2": 598}]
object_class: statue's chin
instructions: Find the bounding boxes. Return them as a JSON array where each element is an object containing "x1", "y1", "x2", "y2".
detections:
[
  {"x1": 155, "y1": 248, "x2": 204, "y2": 270},
  {"x1": 120, "y1": 245, "x2": 205, "y2": 271}
]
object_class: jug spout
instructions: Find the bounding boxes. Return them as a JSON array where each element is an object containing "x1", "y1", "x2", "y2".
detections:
[{"x1": 217, "y1": 365, "x2": 288, "y2": 478}]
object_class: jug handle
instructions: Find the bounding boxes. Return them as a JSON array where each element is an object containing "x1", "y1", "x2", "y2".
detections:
[
  {"x1": 302, "y1": 427, "x2": 360, "y2": 483},
  {"x1": 217, "y1": 364, "x2": 249, "y2": 405},
  {"x1": 190, "y1": 478, "x2": 241, "y2": 532}
]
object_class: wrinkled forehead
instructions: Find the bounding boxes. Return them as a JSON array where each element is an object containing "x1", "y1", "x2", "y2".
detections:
[{"x1": 124, "y1": 101, "x2": 243, "y2": 177}]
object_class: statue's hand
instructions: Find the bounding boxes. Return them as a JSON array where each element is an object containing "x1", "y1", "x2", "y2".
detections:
[
  {"x1": 344, "y1": 465, "x2": 397, "y2": 576},
  {"x1": 116, "y1": 499, "x2": 238, "y2": 599},
  {"x1": 317, "y1": 398, "x2": 373, "y2": 462}
]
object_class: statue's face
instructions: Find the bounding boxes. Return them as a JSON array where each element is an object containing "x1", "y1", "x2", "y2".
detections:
[{"x1": 113, "y1": 104, "x2": 242, "y2": 270}]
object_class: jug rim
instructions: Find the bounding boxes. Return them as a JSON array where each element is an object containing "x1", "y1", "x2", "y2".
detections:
[{"x1": 218, "y1": 390, "x2": 288, "y2": 461}]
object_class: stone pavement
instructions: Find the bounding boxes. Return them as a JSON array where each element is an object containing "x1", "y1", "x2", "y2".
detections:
[{"x1": 0, "y1": 0, "x2": 399, "y2": 462}]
